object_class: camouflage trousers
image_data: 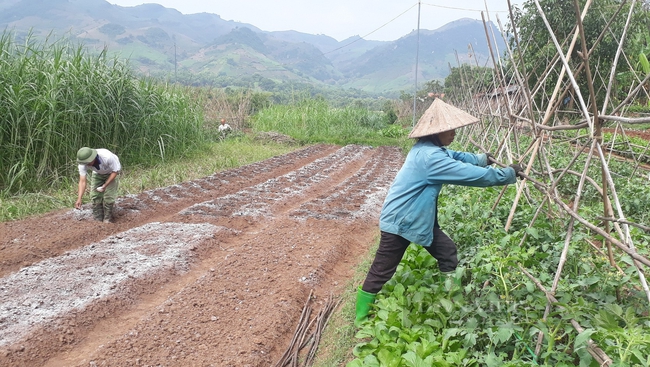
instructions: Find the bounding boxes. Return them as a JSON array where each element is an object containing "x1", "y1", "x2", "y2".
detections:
[{"x1": 89, "y1": 172, "x2": 119, "y2": 222}]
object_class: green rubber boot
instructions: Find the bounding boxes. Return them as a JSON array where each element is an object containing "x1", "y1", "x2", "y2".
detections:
[{"x1": 354, "y1": 287, "x2": 377, "y2": 327}]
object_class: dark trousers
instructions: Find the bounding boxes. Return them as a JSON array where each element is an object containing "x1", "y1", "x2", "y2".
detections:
[{"x1": 361, "y1": 229, "x2": 458, "y2": 294}]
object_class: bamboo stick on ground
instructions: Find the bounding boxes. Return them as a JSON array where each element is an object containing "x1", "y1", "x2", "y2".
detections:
[{"x1": 273, "y1": 291, "x2": 341, "y2": 367}]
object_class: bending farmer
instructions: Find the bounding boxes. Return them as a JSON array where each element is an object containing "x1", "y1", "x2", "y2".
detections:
[
  {"x1": 218, "y1": 118, "x2": 232, "y2": 139},
  {"x1": 75, "y1": 147, "x2": 122, "y2": 223},
  {"x1": 355, "y1": 99, "x2": 522, "y2": 327}
]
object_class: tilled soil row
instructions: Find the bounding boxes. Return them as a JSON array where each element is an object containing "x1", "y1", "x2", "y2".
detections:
[
  {"x1": 0, "y1": 144, "x2": 404, "y2": 367},
  {"x1": 0, "y1": 144, "x2": 341, "y2": 278}
]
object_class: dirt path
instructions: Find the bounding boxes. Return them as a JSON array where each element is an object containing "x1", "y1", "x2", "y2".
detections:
[{"x1": 0, "y1": 144, "x2": 404, "y2": 367}]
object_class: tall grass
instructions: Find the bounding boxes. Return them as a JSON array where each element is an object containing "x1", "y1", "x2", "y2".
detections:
[
  {"x1": 252, "y1": 98, "x2": 411, "y2": 147},
  {"x1": 0, "y1": 31, "x2": 206, "y2": 195},
  {"x1": 197, "y1": 87, "x2": 273, "y2": 133}
]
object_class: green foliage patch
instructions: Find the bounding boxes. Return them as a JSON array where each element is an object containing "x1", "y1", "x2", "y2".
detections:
[
  {"x1": 601, "y1": 131, "x2": 650, "y2": 164},
  {"x1": 508, "y1": 0, "x2": 648, "y2": 110},
  {"x1": 251, "y1": 98, "x2": 412, "y2": 148}
]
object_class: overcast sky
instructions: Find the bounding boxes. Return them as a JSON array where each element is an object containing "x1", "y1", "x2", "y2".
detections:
[{"x1": 106, "y1": 0, "x2": 524, "y2": 42}]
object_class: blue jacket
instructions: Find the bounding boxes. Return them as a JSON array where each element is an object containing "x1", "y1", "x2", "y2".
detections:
[{"x1": 379, "y1": 140, "x2": 517, "y2": 247}]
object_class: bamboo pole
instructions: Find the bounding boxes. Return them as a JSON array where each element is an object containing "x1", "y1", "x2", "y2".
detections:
[
  {"x1": 538, "y1": 143, "x2": 561, "y2": 217},
  {"x1": 539, "y1": 0, "x2": 591, "y2": 128},
  {"x1": 548, "y1": 192, "x2": 650, "y2": 268},
  {"x1": 599, "y1": 115, "x2": 650, "y2": 124},
  {"x1": 507, "y1": 0, "x2": 537, "y2": 122},
  {"x1": 612, "y1": 124, "x2": 640, "y2": 169},
  {"x1": 550, "y1": 169, "x2": 603, "y2": 196},
  {"x1": 497, "y1": 14, "x2": 537, "y2": 135},
  {"x1": 545, "y1": 0, "x2": 630, "y2": 120},
  {"x1": 609, "y1": 73, "x2": 650, "y2": 116},
  {"x1": 570, "y1": 0, "x2": 622, "y2": 278},
  {"x1": 517, "y1": 196, "x2": 548, "y2": 247},
  {"x1": 600, "y1": 0, "x2": 636, "y2": 114},
  {"x1": 605, "y1": 123, "x2": 620, "y2": 166},
  {"x1": 572, "y1": 2, "x2": 600, "y2": 124},
  {"x1": 594, "y1": 142, "x2": 650, "y2": 303},
  {"x1": 535, "y1": 122, "x2": 590, "y2": 131},
  {"x1": 482, "y1": 12, "x2": 519, "y2": 154},
  {"x1": 586, "y1": 239, "x2": 626, "y2": 275},
  {"x1": 630, "y1": 138, "x2": 650, "y2": 179},
  {"x1": 533, "y1": 0, "x2": 593, "y2": 135},
  {"x1": 597, "y1": 217, "x2": 650, "y2": 233},
  {"x1": 535, "y1": 140, "x2": 596, "y2": 355},
  {"x1": 552, "y1": 139, "x2": 596, "y2": 291},
  {"x1": 505, "y1": 165, "x2": 650, "y2": 269},
  {"x1": 505, "y1": 138, "x2": 540, "y2": 231}
]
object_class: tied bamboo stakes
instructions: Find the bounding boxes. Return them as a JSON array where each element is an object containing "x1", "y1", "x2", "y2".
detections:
[{"x1": 448, "y1": 0, "x2": 650, "y2": 362}]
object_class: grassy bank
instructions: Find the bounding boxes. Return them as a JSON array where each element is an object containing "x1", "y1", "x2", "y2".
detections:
[{"x1": 0, "y1": 136, "x2": 296, "y2": 222}]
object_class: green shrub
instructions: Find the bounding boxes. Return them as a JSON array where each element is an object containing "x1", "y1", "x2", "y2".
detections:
[{"x1": 252, "y1": 98, "x2": 409, "y2": 147}]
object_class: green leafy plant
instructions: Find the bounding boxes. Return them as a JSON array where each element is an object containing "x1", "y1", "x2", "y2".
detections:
[{"x1": 348, "y1": 148, "x2": 650, "y2": 365}]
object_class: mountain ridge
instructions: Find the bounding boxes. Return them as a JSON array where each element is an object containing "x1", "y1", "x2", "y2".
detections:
[{"x1": 0, "y1": 0, "x2": 505, "y2": 93}]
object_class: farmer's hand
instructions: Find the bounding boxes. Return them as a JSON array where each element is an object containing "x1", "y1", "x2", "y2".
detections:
[
  {"x1": 96, "y1": 186, "x2": 105, "y2": 192},
  {"x1": 509, "y1": 163, "x2": 523, "y2": 178},
  {"x1": 486, "y1": 153, "x2": 496, "y2": 165},
  {"x1": 75, "y1": 199, "x2": 83, "y2": 209}
]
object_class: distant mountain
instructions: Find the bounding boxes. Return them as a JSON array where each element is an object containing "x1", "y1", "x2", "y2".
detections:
[
  {"x1": 340, "y1": 18, "x2": 501, "y2": 91},
  {"x1": 0, "y1": 0, "x2": 505, "y2": 93}
]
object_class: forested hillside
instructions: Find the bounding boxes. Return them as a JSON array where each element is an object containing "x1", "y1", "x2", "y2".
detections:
[{"x1": 0, "y1": 0, "x2": 504, "y2": 93}]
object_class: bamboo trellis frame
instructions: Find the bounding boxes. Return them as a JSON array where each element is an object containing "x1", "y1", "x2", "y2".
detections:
[{"x1": 446, "y1": 1, "x2": 650, "y2": 364}]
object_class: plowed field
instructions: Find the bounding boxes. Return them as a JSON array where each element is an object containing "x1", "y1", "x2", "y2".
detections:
[{"x1": 0, "y1": 144, "x2": 404, "y2": 367}]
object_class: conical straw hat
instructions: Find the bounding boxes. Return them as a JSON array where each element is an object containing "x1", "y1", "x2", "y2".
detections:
[{"x1": 408, "y1": 99, "x2": 479, "y2": 138}]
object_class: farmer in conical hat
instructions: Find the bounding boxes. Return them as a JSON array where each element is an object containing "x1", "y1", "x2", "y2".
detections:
[
  {"x1": 354, "y1": 99, "x2": 523, "y2": 327},
  {"x1": 75, "y1": 147, "x2": 122, "y2": 223}
]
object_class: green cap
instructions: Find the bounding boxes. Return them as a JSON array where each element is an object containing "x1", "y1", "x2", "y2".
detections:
[{"x1": 76, "y1": 147, "x2": 97, "y2": 164}]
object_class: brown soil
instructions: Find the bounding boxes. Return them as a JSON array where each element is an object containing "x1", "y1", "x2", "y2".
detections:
[
  {"x1": 0, "y1": 144, "x2": 404, "y2": 367},
  {"x1": 603, "y1": 127, "x2": 650, "y2": 141}
]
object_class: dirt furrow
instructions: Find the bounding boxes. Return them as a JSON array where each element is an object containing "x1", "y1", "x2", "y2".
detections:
[
  {"x1": 0, "y1": 145, "x2": 340, "y2": 278},
  {"x1": 0, "y1": 144, "x2": 404, "y2": 367}
]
